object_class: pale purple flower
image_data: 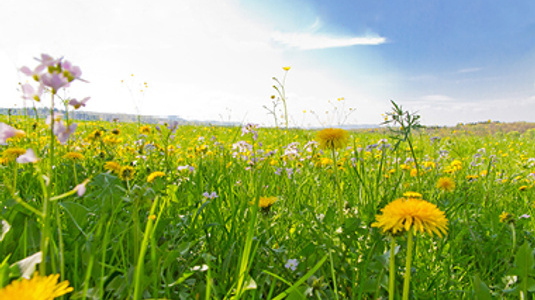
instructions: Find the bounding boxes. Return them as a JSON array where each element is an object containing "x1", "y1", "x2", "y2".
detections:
[
  {"x1": 21, "y1": 83, "x2": 44, "y2": 102},
  {"x1": 519, "y1": 214, "x2": 531, "y2": 220},
  {"x1": 36, "y1": 53, "x2": 60, "y2": 67},
  {"x1": 241, "y1": 123, "x2": 258, "y2": 140},
  {"x1": 285, "y1": 259, "x2": 298, "y2": 271},
  {"x1": 46, "y1": 113, "x2": 63, "y2": 125},
  {"x1": 68, "y1": 97, "x2": 90, "y2": 109},
  {"x1": 203, "y1": 191, "x2": 218, "y2": 199},
  {"x1": 40, "y1": 72, "x2": 69, "y2": 92},
  {"x1": 20, "y1": 65, "x2": 45, "y2": 81},
  {"x1": 16, "y1": 149, "x2": 38, "y2": 164},
  {"x1": 53, "y1": 122, "x2": 78, "y2": 145},
  {"x1": 61, "y1": 60, "x2": 86, "y2": 82},
  {"x1": 0, "y1": 123, "x2": 25, "y2": 145},
  {"x1": 75, "y1": 180, "x2": 89, "y2": 196},
  {"x1": 178, "y1": 165, "x2": 195, "y2": 173},
  {"x1": 286, "y1": 168, "x2": 294, "y2": 179}
]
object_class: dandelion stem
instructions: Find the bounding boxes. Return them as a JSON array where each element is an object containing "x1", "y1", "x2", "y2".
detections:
[
  {"x1": 389, "y1": 236, "x2": 396, "y2": 300},
  {"x1": 402, "y1": 230, "x2": 414, "y2": 300},
  {"x1": 331, "y1": 149, "x2": 344, "y2": 222}
]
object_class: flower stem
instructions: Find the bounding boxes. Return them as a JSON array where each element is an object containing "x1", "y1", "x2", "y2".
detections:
[
  {"x1": 402, "y1": 230, "x2": 414, "y2": 300},
  {"x1": 331, "y1": 149, "x2": 344, "y2": 222},
  {"x1": 389, "y1": 236, "x2": 396, "y2": 300}
]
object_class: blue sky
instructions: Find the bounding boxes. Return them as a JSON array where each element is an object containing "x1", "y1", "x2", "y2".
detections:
[{"x1": 1, "y1": 0, "x2": 534, "y2": 126}]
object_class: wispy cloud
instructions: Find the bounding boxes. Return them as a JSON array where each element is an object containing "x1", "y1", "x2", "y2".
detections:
[
  {"x1": 271, "y1": 31, "x2": 386, "y2": 50},
  {"x1": 457, "y1": 67, "x2": 482, "y2": 74}
]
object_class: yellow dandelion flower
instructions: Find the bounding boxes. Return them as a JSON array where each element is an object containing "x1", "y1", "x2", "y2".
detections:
[
  {"x1": 87, "y1": 129, "x2": 103, "y2": 141},
  {"x1": 282, "y1": 66, "x2": 291, "y2": 71},
  {"x1": 450, "y1": 159, "x2": 462, "y2": 171},
  {"x1": 119, "y1": 166, "x2": 135, "y2": 181},
  {"x1": 111, "y1": 128, "x2": 121, "y2": 135},
  {"x1": 104, "y1": 161, "x2": 122, "y2": 174},
  {"x1": 436, "y1": 177, "x2": 456, "y2": 192},
  {"x1": 319, "y1": 157, "x2": 333, "y2": 167},
  {"x1": 63, "y1": 152, "x2": 84, "y2": 161},
  {"x1": 2, "y1": 147, "x2": 26, "y2": 162},
  {"x1": 317, "y1": 128, "x2": 349, "y2": 150},
  {"x1": 372, "y1": 197, "x2": 448, "y2": 237},
  {"x1": 499, "y1": 212, "x2": 514, "y2": 223},
  {"x1": 139, "y1": 125, "x2": 151, "y2": 134},
  {"x1": 251, "y1": 196, "x2": 278, "y2": 211},
  {"x1": 147, "y1": 171, "x2": 165, "y2": 183},
  {"x1": 519, "y1": 185, "x2": 529, "y2": 191},
  {"x1": 0, "y1": 272, "x2": 73, "y2": 299},
  {"x1": 466, "y1": 175, "x2": 478, "y2": 182},
  {"x1": 402, "y1": 191, "x2": 422, "y2": 199}
]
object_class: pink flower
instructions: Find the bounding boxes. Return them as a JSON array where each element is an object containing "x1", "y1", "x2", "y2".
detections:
[
  {"x1": 46, "y1": 113, "x2": 63, "y2": 125},
  {"x1": 16, "y1": 148, "x2": 39, "y2": 164},
  {"x1": 0, "y1": 123, "x2": 25, "y2": 145},
  {"x1": 53, "y1": 122, "x2": 78, "y2": 145},
  {"x1": 75, "y1": 179, "x2": 89, "y2": 196},
  {"x1": 61, "y1": 60, "x2": 87, "y2": 83},
  {"x1": 20, "y1": 65, "x2": 45, "y2": 82},
  {"x1": 21, "y1": 83, "x2": 44, "y2": 102},
  {"x1": 41, "y1": 72, "x2": 69, "y2": 93},
  {"x1": 68, "y1": 97, "x2": 90, "y2": 109},
  {"x1": 35, "y1": 53, "x2": 60, "y2": 67}
]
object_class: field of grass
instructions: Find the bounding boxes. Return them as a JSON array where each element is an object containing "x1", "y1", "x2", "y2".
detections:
[
  {"x1": 3, "y1": 55, "x2": 535, "y2": 299},
  {"x1": 3, "y1": 111, "x2": 535, "y2": 299}
]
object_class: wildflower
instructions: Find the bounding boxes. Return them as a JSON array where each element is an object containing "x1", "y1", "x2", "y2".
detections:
[
  {"x1": 63, "y1": 152, "x2": 84, "y2": 161},
  {"x1": 519, "y1": 185, "x2": 529, "y2": 191},
  {"x1": 20, "y1": 64, "x2": 46, "y2": 81},
  {"x1": 466, "y1": 175, "x2": 478, "y2": 182},
  {"x1": 450, "y1": 160, "x2": 462, "y2": 171},
  {"x1": 139, "y1": 125, "x2": 151, "y2": 134},
  {"x1": 119, "y1": 166, "x2": 135, "y2": 181},
  {"x1": 0, "y1": 123, "x2": 25, "y2": 145},
  {"x1": 436, "y1": 177, "x2": 456, "y2": 192},
  {"x1": 255, "y1": 196, "x2": 278, "y2": 209},
  {"x1": 75, "y1": 179, "x2": 89, "y2": 197},
  {"x1": 40, "y1": 72, "x2": 69, "y2": 93},
  {"x1": 147, "y1": 171, "x2": 165, "y2": 183},
  {"x1": 68, "y1": 97, "x2": 90, "y2": 109},
  {"x1": 285, "y1": 259, "x2": 298, "y2": 271},
  {"x1": 402, "y1": 191, "x2": 422, "y2": 199},
  {"x1": 87, "y1": 129, "x2": 103, "y2": 141},
  {"x1": 53, "y1": 122, "x2": 77, "y2": 145},
  {"x1": 16, "y1": 149, "x2": 39, "y2": 164},
  {"x1": 0, "y1": 271, "x2": 73, "y2": 299},
  {"x1": 317, "y1": 128, "x2": 349, "y2": 150},
  {"x1": 111, "y1": 128, "x2": 121, "y2": 135},
  {"x1": 104, "y1": 161, "x2": 121, "y2": 174},
  {"x1": 21, "y1": 83, "x2": 43, "y2": 102},
  {"x1": 283, "y1": 66, "x2": 291, "y2": 71},
  {"x1": 203, "y1": 192, "x2": 218, "y2": 199},
  {"x1": 519, "y1": 214, "x2": 530, "y2": 220},
  {"x1": 178, "y1": 165, "x2": 194, "y2": 173},
  {"x1": 372, "y1": 197, "x2": 448, "y2": 237},
  {"x1": 499, "y1": 212, "x2": 515, "y2": 224},
  {"x1": 2, "y1": 147, "x2": 27, "y2": 163},
  {"x1": 241, "y1": 123, "x2": 259, "y2": 140}
]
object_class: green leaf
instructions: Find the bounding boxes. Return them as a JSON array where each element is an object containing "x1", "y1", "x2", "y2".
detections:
[
  {"x1": 511, "y1": 242, "x2": 534, "y2": 279},
  {"x1": 473, "y1": 275, "x2": 492, "y2": 300}
]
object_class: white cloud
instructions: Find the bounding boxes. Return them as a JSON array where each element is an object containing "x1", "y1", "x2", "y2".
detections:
[
  {"x1": 457, "y1": 67, "x2": 482, "y2": 74},
  {"x1": 271, "y1": 31, "x2": 386, "y2": 50}
]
